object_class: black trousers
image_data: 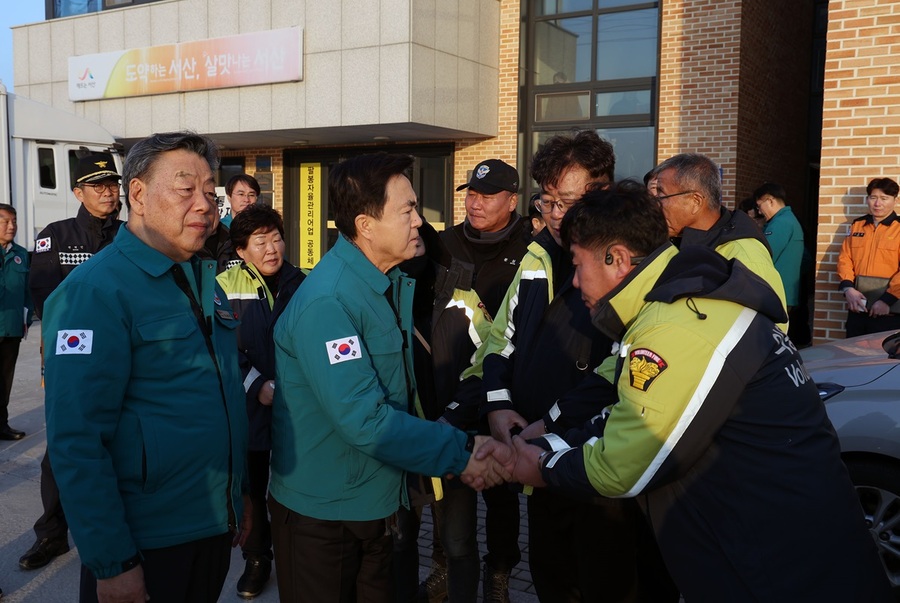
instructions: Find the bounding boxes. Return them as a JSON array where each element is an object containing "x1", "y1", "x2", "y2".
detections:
[
  {"x1": 481, "y1": 483, "x2": 521, "y2": 571},
  {"x1": 33, "y1": 448, "x2": 68, "y2": 541},
  {"x1": 269, "y1": 495, "x2": 392, "y2": 603},
  {"x1": 241, "y1": 449, "x2": 273, "y2": 559},
  {"x1": 78, "y1": 532, "x2": 231, "y2": 603},
  {"x1": 0, "y1": 336, "x2": 21, "y2": 427},
  {"x1": 845, "y1": 310, "x2": 900, "y2": 339},
  {"x1": 392, "y1": 504, "x2": 422, "y2": 603},
  {"x1": 528, "y1": 488, "x2": 643, "y2": 602}
]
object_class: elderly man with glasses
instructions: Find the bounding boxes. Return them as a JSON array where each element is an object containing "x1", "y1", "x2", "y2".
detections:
[
  {"x1": 648, "y1": 153, "x2": 787, "y2": 327},
  {"x1": 21, "y1": 153, "x2": 125, "y2": 572}
]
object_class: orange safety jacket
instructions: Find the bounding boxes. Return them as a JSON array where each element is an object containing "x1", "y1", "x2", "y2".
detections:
[{"x1": 837, "y1": 212, "x2": 900, "y2": 304}]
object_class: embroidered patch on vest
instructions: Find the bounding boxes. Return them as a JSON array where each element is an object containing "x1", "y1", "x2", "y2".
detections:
[
  {"x1": 59, "y1": 252, "x2": 93, "y2": 265},
  {"x1": 628, "y1": 348, "x2": 667, "y2": 392}
]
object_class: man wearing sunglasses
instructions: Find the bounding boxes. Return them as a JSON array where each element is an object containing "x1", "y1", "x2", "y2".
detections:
[{"x1": 20, "y1": 153, "x2": 124, "y2": 572}]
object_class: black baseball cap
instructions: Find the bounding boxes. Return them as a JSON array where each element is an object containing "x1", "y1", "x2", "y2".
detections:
[
  {"x1": 74, "y1": 153, "x2": 121, "y2": 187},
  {"x1": 456, "y1": 159, "x2": 519, "y2": 195}
]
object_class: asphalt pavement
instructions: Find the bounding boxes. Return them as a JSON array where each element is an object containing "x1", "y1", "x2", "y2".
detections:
[{"x1": 0, "y1": 323, "x2": 538, "y2": 602}]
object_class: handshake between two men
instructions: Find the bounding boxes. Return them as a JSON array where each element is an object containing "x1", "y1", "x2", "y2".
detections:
[{"x1": 456, "y1": 435, "x2": 549, "y2": 491}]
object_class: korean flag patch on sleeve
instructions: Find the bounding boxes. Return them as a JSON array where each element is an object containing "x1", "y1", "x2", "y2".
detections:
[
  {"x1": 56, "y1": 330, "x2": 94, "y2": 355},
  {"x1": 326, "y1": 336, "x2": 362, "y2": 365}
]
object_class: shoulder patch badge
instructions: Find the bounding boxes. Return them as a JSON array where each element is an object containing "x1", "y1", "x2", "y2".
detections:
[
  {"x1": 56, "y1": 330, "x2": 94, "y2": 355},
  {"x1": 326, "y1": 336, "x2": 362, "y2": 365},
  {"x1": 35, "y1": 237, "x2": 52, "y2": 253},
  {"x1": 628, "y1": 348, "x2": 667, "y2": 391}
]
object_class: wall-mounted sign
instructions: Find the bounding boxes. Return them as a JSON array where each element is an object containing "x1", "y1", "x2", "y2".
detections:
[
  {"x1": 299, "y1": 163, "x2": 322, "y2": 269},
  {"x1": 68, "y1": 27, "x2": 303, "y2": 101}
]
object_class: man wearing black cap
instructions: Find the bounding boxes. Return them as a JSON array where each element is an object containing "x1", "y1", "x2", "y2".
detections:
[
  {"x1": 422, "y1": 158, "x2": 531, "y2": 602},
  {"x1": 19, "y1": 152, "x2": 124, "y2": 571},
  {"x1": 443, "y1": 159, "x2": 531, "y2": 314}
]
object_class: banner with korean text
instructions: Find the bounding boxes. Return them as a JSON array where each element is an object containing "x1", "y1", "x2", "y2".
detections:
[
  {"x1": 299, "y1": 163, "x2": 322, "y2": 270},
  {"x1": 68, "y1": 27, "x2": 302, "y2": 101}
]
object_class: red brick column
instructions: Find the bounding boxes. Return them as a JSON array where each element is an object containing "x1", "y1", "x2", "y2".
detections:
[
  {"x1": 452, "y1": 0, "x2": 521, "y2": 224},
  {"x1": 816, "y1": 0, "x2": 900, "y2": 341}
]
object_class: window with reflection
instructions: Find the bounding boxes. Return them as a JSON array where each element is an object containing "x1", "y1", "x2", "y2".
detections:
[
  {"x1": 596, "y1": 89, "x2": 651, "y2": 117},
  {"x1": 533, "y1": 17, "x2": 593, "y2": 84},
  {"x1": 38, "y1": 148, "x2": 56, "y2": 190},
  {"x1": 55, "y1": 0, "x2": 101, "y2": 17},
  {"x1": 524, "y1": 1, "x2": 659, "y2": 197},
  {"x1": 535, "y1": 0, "x2": 593, "y2": 16},
  {"x1": 49, "y1": 0, "x2": 162, "y2": 19},
  {"x1": 595, "y1": 126, "x2": 655, "y2": 181},
  {"x1": 597, "y1": 9, "x2": 658, "y2": 81},
  {"x1": 537, "y1": 91, "x2": 591, "y2": 122}
]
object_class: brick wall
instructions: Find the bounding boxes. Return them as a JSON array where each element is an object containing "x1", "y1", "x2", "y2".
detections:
[
  {"x1": 451, "y1": 0, "x2": 521, "y2": 225},
  {"x1": 657, "y1": 0, "x2": 742, "y2": 206},
  {"x1": 816, "y1": 0, "x2": 900, "y2": 341}
]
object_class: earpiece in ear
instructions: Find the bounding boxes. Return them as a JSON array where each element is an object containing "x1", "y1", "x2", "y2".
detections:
[{"x1": 605, "y1": 253, "x2": 613, "y2": 265}]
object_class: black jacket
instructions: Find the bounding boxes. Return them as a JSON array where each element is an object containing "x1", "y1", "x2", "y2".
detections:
[
  {"x1": 678, "y1": 206, "x2": 772, "y2": 254},
  {"x1": 434, "y1": 216, "x2": 532, "y2": 428},
  {"x1": 29, "y1": 204, "x2": 123, "y2": 318},
  {"x1": 440, "y1": 216, "x2": 532, "y2": 317},
  {"x1": 403, "y1": 218, "x2": 530, "y2": 422},
  {"x1": 540, "y1": 245, "x2": 891, "y2": 602},
  {"x1": 481, "y1": 229, "x2": 614, "y2": 424},
  {"x1": 199, "y1": 223, "x2": 240, "y2": 274}
]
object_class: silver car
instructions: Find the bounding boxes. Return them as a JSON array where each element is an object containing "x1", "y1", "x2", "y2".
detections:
[{"x1": 801, "y1": 331, "x2": 900, "y2": 593}]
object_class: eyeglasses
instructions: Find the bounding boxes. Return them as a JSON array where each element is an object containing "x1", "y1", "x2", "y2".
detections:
[
  {"x1": 654, "y1": 190, "x2": 694, "y2": 203},
  {"x1": 232, "y1": 192, "x2": 259, "y2": 200},
  {"x1": 81, "y1": 183, "x2": 119, "y2": 194},
  {"x1": 756, "y1": 196, "x2": 774, "y2": 211},
  {"x1": 535, "y1": 196, "x2": 579, "y2": 215}
]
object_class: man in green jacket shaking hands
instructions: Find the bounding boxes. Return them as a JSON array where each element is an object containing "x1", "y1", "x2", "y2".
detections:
[{"x1": 271, "y1": 152, "x2": 513, "y2": 602}]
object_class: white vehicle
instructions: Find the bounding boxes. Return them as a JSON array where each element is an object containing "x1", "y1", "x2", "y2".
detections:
[{"x1": 0, "y1": 81, "x2": 124, "y2": 250}]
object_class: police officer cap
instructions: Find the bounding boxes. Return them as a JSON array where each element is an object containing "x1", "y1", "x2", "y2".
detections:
[{"x1": 74, "y1": 153, "x2": 121, "y2": 187}]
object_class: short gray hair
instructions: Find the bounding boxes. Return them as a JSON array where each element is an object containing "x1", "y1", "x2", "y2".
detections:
[
  {"x1": 122, "y1": 131, "x2": 219, "y2": 209},
  {"x1": 654, "y1": 153, "x2": 721, "y2": 211}
]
